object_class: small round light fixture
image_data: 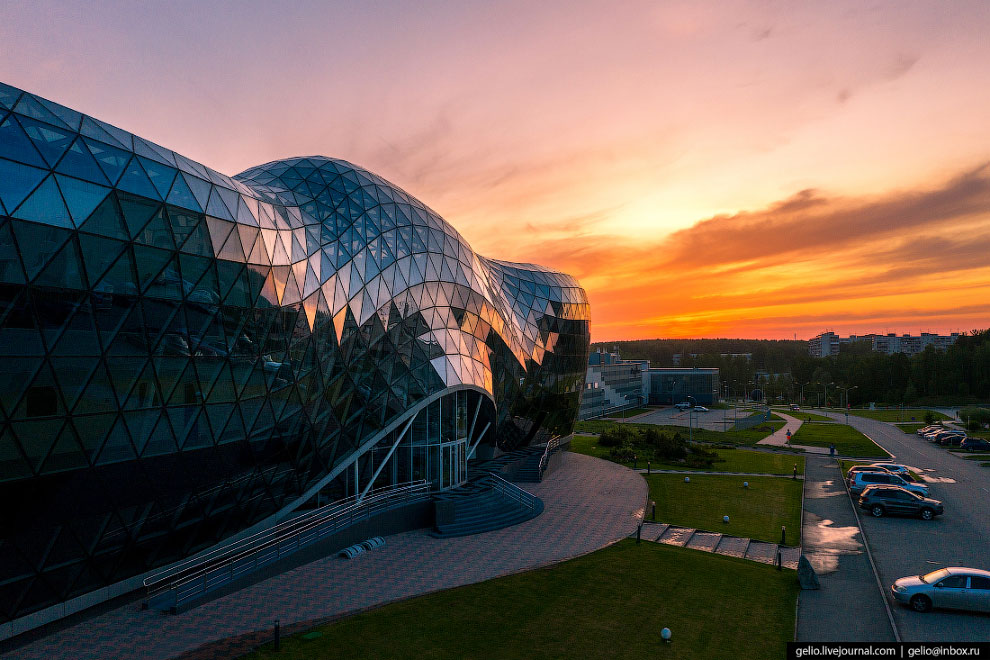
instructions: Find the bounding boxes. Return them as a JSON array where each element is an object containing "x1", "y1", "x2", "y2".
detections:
[
  {"x1": 723, "y1": 515, "x2": 730, "y2": 524},
  {"x1": 661, "y1": 627, "x2": 672, "y2": 642},
  {"x1": 684, "y1": 476, "x2": 690, "y2": 483},
  {"x1": 743, "y1": 481, "x2": 749, "y2": 488}
]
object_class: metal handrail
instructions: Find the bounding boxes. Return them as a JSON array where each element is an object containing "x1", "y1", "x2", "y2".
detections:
[
  {"x1": 487, "y1": 473, "x2": 537, "y2": 512},
  {"x1": 538, "y1": 436, "x2": 560, "y2": 477},
  {"x1": 144, "y1": 480, "x2": 429, "y2": 605}
]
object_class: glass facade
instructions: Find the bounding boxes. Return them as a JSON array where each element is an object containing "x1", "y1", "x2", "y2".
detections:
[
  {"x1": 647, "y1": 369, "x2": 719, "y2": 405},
  {"x1": 0, "y1": 83, "x2": 590, "y2": 625}
]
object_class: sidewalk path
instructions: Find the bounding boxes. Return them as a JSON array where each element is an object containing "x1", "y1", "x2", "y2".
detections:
[
  {"x1": 6, "y1": 453, "x2": 647, "y2": 660},
  {"x1": 758, "y1": 411, "x2": 831, "y2": 454},
  {"x1": 796, "y1": 455, "x2": 896, "y2": 642}
]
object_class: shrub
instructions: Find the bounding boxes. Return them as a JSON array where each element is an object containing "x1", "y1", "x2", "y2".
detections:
[
  {"x1": 598, "y1": 426, "x2": 633, "y2": 447},
  {"x1": 643, "y1": 427, "x2": 687, "y2": 461},
  {"x1": 609, "y1": 446, "x2": 637, "y2": 463},
  {"x1": 923, "y1": 411, "x2": 937, "y2": 425}
]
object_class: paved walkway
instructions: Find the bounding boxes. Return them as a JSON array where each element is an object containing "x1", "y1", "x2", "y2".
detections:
[
  {"x1": 7, "y1": 453, "x2": 647, "y2": 660},
  {"x1": 797, "y1": 454, "x2": 896, "y2": 641},
  {"x1": 638, "y1": 522, "x2": 800, "y2": 568},
  {"x1": 758, "y1": 411, "x2": 831, "y2": 454}
]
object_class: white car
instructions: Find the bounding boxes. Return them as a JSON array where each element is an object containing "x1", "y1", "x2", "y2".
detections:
[
  {"x1": 870, "y1": 463, "x2": 911, "y2": 476},
  {"x1": 694, "y1": 406, "x2": 709, "y2": 413},
  {"x1": 892, "y1": 568, "x2": 990, "y2": 613},
  {"x1": 674, "y1": 402, "x2": 691, "y2": 410}
]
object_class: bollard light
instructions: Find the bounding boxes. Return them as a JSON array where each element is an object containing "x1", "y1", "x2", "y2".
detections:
[
  {"x1": 723, "y1": 515, "x2": 729, "y2": 523},
  {"x1": 661, "y1": 627, "x2": 672, "y2": 642},
  {"x1": 684, "y1": 476, "x2": 690, "y2": 483},
  {"x1": 743, "y1": 481, "x2": 749, "y2": 488}
]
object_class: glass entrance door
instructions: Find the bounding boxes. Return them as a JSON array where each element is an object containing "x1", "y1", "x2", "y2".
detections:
[{"x1": 439, "y1": 439, "x2": 467, "y2": 490}]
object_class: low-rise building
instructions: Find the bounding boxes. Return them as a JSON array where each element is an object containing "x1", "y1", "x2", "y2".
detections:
[{"x1": 578, "y1": 350, "x2": 719, "y2": 419}]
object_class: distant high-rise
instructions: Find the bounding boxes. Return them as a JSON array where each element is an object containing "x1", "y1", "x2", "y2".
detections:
[{"x1": 808, "y1": 331, "x2": 960, "y2": 358}]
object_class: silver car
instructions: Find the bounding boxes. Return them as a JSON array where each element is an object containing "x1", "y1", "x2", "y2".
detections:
[{"x1": 892, "y1": 567, "x2": 990, "y2": 613}]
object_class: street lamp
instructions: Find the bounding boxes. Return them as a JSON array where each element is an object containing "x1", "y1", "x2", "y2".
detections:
[
  {"x1": 839, "y1": 385, "x2": 858, "y2": 424},
  {"x1": 824, "y1": 382, "x2": 834, "y2": 410}
]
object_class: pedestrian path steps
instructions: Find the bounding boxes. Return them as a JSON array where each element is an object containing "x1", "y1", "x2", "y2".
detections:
[{"x1": 639, "y1": 522, "x2": 799, "y2": 569}]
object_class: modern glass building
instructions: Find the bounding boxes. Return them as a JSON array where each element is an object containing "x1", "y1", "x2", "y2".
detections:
[{"x1": 0, "y1": 83, "x2": 590, "y2": 630}]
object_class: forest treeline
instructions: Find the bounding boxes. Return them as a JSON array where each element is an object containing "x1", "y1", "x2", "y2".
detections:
[{"x1": 595, "y1": 330, "x2": 990, "y2": 406}]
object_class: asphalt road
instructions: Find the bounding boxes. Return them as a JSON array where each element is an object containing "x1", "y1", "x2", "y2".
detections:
[{"x1": 820, "y1": 411, "x2": 990, "y2": 641}]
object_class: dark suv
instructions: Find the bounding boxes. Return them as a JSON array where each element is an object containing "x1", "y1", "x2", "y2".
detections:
[
  {"x1": 859, "y1": 485, "x2": 944, "y2": 520},
  {"x1": 960, "y1": 438, "x2": 990, "y2": 452}
]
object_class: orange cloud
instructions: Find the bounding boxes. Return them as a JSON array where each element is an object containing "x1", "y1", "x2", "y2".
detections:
[{"x1": 499, "y1": 162, "x2": 990, "y2": 340}]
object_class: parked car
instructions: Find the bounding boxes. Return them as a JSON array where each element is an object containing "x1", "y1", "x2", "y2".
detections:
[
  {"x1": 959, "y1": 438, "x2": 990, "y2": 452},
  {"x1": 891, "y1": 567, "x2": 990, "y2": 613},
  {"x1": 869, "y1": 462, "x2": 911, "y2": 476},
  {"x1": 935, "y1": 433, "x2": 967, "y2": 447},
  {"x1": 694, "y1": 406, "x2": 709, "y2": 413},
  {"x1": 847, "y1": 465, "x2": 892, "y2": 477},
  {"x1": 925, "y1": 430, "x2": 962, "y2": 443},
  {"x1": 858, "y1": 485, "x2": 943, "y2": 520},
  {"x1": 848, "y1": 471, "x2": 930, "y2": 497},
  {"x1": 917, "y1": 424, "x2": 943, "y2": 436},
  {"x1": 674, "y1": 401, "x2": 691, "y2": 410},
  {"x1": 790, "y1": 404, "x2": 801, "y2": 411}
]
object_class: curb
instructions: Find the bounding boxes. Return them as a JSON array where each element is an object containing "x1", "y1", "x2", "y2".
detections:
[{"x1": 837, "y1": 457, "x2": 901, "y2": 642}]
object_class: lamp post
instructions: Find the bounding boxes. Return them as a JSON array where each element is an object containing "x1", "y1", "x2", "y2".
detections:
[
  {"x1": 839, "y1": 385, "x2": 858, "y2": 424},
  {"x1": 824, "y1": 381, "x2": 834, "y2": 410}
]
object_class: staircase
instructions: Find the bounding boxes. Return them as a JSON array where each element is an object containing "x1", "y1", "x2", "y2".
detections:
[
  {"x1": 638, "y1": 522, "x2": 801, "y2": 569},
  {"x1": 431, "y1": 473, "x2": 544, "y2": 538}
]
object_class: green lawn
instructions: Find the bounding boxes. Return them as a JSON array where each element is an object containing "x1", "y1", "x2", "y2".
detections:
[
  {"x1": 645, "y1": 474, "x2": 803, "y2": 544},
  {"x1": 792, "y1": 413, "x2": 835, "y2": 422},
  {"x1": 844, "y1": 409, "x2": 950, "y2": 422},
  {"x1": 573, "y1": 419, "x2": 785, "y2": 446},
  {"x1": 247, "y1": 540, "x2": 798, "y2": 660},
  {"x1": 569, "y1": 436, "x2": 804, "y2": 475},
  {"x1": 790, "y1": 423, "x2": 889, "y2": 458}
]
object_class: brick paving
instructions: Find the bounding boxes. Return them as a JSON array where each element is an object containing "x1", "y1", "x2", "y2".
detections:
[{"x1": 6, "y1": 452, "x2": 646, "y2": 660}]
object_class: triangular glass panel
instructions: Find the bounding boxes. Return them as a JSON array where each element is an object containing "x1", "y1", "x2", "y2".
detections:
[
  {"x1": 0, "y1": 159, "x2": 48, "y2": 212},
  {"x1": 0, "y1": 114, "x2": 48, "y2": 167},
  {"x1": 12, "y1": 174, "x2": 73, "y2": 228},
  {"x1": 137, "y1": 156, "x2": 176, "y2": 199},
  {"x1": 78, "y1": 194, "x2": 128, "y2": 240},
  {"x1": 13, "y1": 94, "x2": 71, "y2": 128},
  {"x1": 116, "y1": 157, "x2": 160, "y2": 200},
  {"x1": 132, "y1": 205, "x2": 173, "y2": 249},
  {"x1": 18, "y1": 115, "x2": 75, "y2": 167},
  {"x1": 55, "y1": 174, "x2": 110, "y2": 225},
  {"x1": 39, "y1": 420, "x2": 88, "y2": 475},
  {"x1": 33, "y1": 236, "x2": 85, "y2": 289},
  {"x1": 94, "y1": 245, "x2": 138, "y2": 297},
  {"x1": 54, "y1": 137, "x2": 109, "y2": 185},
  {"x1": 117, "y1": 193, "x2": 160, "y2": 238},
  {"x1": 166, "y1": 172, "x2": 201, "y2": 212},
  {"x1": 79, "y1": 115, "x2": 128, "y2": 149},
  {"x1": 83, "y1": 138, "x2": 131, "y2": 185}
]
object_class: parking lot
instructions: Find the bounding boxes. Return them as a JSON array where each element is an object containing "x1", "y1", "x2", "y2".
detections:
[
  {"x1": 822, "y1": 411, "x2": 990, "y2": 641},
  {"x1": 627, "y1": 405, "x2": 765, "y2": 432}
]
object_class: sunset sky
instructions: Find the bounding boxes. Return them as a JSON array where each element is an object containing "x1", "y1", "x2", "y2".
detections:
[{"x1": 3, "y1": 0, "x2": 990, "y2": 341}]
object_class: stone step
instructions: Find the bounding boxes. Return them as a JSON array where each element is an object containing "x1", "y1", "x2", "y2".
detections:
[
  {"x1": 658, "y1": 526, "x2": 695, "y2": 547},
  {"x1": 714, "y1": 535, "x2": 750, "y2": 559},
  {"x1": 640, "y1": 522, "x2": 669, "y2": 542},
  {"x1": 744, "y1": 540, "x2": 779, "y2": 565},
  {"x1": 685, "y1": 531, "x2": 722, "y2": 552},
  {"x1": 779, "y1": 545, "x2": 801, "y2": 570}
]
